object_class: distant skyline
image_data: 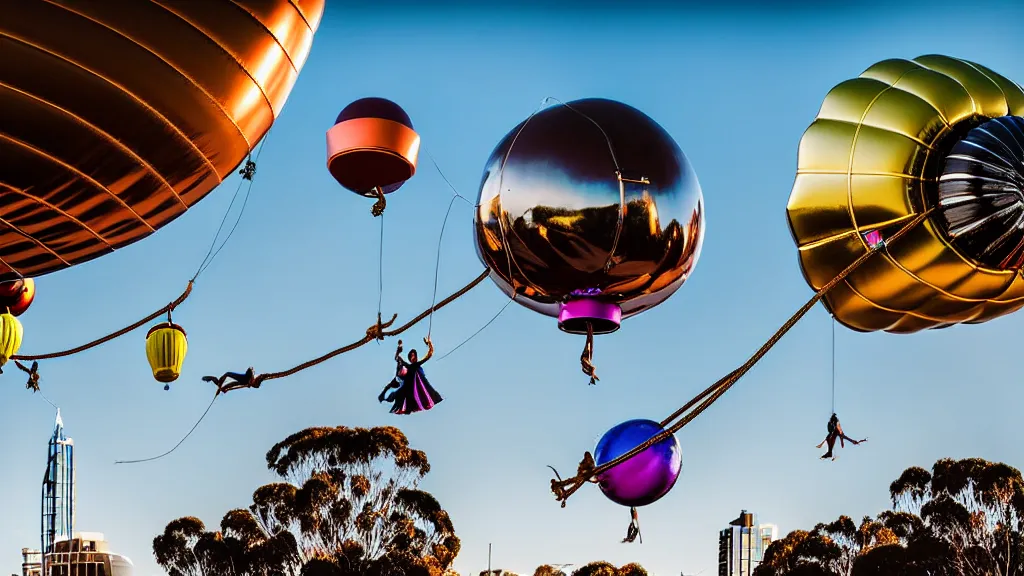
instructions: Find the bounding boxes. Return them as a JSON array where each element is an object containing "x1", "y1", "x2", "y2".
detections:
[{"x1": 2, "y1": 2, "x2": 1024, "y2": 576}]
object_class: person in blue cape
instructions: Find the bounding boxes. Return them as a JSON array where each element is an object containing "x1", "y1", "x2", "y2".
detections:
[{"x1": 378, "y1": 337, "x2": 443, "y2": 414}]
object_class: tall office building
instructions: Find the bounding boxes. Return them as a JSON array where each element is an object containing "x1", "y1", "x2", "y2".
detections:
[
  {"x1": 41, "y1": 409, "x2": 75, "y2": 556},
  {"x1": 717, "y1": 510, "x2": 778, "y2": 576},
  {"x1": 20, "y1": 410, "x2": 135, "y2": 575}
]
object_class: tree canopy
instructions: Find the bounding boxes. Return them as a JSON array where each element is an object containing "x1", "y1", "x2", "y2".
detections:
[
  {"x1": 531, "y1": 562, "x2": 647, "y2": 576},
  {"x1": 754, "y1": 457, "x2": 1024, "y2": 576},
  {"x1": 153, "y1": 425, "x2": 460, "y2": 576}
]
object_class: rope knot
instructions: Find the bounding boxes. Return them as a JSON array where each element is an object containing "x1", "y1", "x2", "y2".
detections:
[
  {"x1": 549, "y1": 452, "x2": 598, "y2": 508},
  {"x1": 371, "y1": 186, "x2": 386, "y2": 217},
  {"x1": 16, "y1": 360, "x2": 40, "y2": 392},
  {"x1": 238, "y1": 158, "x2": 257, "y2": 181},
  {"x1": 366, "y1": 313, "x2": 398, "y2": 341},
  {"x1": 580, "y1": 323, "x2": 599, "y2": 385}
]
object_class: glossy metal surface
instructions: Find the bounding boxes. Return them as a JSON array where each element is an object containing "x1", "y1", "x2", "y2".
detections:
[
  {"x1": 0, "y1": 0, "x2": 325, "y2": 281},
  {"x1": 474, "y1": 98, "x2": 705, "y2": 327},
  {"x1": 0, "y1": 277, "x2": 35, "y2": 316},
  {"x1": 558, "y1": 298, "x2": 622, "y2": 333},
  {"x1": 935, "y1": 116, "x2": 1024, "y2": 270},
  {"x1": 327, "y1": 97, "x2": 420, "y2": 196},
  {"x1": 787, "y1": 55, "x2": 1024, "y2": 333},
  {"x1": 594, "y1": 419, "x2": 682, "y2": 508}
]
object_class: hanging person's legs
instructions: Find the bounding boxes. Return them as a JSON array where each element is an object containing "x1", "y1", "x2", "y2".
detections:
[
  {"x1": 839, "y1": 433, "x2": 867, "y2": 446},
  {"x1": 820, "y1": 433, "x2": 837, "y2": 459}
]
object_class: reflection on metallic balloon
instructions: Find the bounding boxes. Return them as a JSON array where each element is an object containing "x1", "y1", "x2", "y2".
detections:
[
  {"x1": 935, "y1": 116, "x2": 1024, "y2": 271},
  {"x1": 594, "y1": 419, "x2": 682, "y2": 508},
  {"x1": 787, "y1": 54, "x2": 1024, "y2": 333},
  {"x1": 0, "y1": 278, "x2": 35, "y2": 317},
  {"x1": 473, "y1": 98, "x2": 704, "y2": 335}
]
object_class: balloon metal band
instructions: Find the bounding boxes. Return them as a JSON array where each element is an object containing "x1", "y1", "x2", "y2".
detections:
[
  {"x1": 326, "y1": 117, "x2": 421, "y2": 197},
  {"x1": 558, "y1": 298, "x2": 622, "y2": 335}
]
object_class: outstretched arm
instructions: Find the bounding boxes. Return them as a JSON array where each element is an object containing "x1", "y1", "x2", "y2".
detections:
[
  {"x1": 395, "y1": 340, "x2": 408, "y2": 366},
  {"x1": 421, "y1": 337, "x2": 434, "y2": 363}
]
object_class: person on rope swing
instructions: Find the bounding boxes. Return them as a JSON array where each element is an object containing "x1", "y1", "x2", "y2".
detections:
[
  {"x1": 817, "y1": 413, "x2": 867, "y2": 460},
  {"x1": 378, "y1": 337, "x2": 443, "y2": 414},
  {"x1": 622, "y1": 506, "x2": 642, "y2": 544}
]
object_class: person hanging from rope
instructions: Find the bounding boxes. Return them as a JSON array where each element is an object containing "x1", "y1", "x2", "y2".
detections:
[
  {"x1": 622, "y1": 506, "x2": 642, "y2": 544},
  {"x1": 380, "y1": 337, "x2": 443, "y2": 414},
  {"x1": 378, "y1": 339, "x2": 409, "y2": 403},
  {"x1": 816, "y1": 413, "x2": 867, "y2": 460}
]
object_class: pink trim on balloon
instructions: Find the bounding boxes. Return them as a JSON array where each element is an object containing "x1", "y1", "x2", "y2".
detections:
[
  {"x1": 558, "y1": 298, "x2": 622, "y2": 334},
  {"x1": 863, "y1": 229, "x2": 883, "y2": 247}
]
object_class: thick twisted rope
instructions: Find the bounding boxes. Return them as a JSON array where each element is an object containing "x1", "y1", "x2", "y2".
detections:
[
  {"x1": 13, "y1": 281, "x2": 193, "y2": 361},
  {"x1": 205, "y1": 269, "x2": 491, "y2": 393},
  {"x1": 550, "y1": 210, "x2": 932, "y2": 506}
]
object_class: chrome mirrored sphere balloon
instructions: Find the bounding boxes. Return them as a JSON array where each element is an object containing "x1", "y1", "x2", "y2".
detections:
[
  {"x1": 473, "y1": 98, "x2": 704, "y2": 335},
  {"x1": 594, "y1": 419, "x2": 682, "y2": 508}
]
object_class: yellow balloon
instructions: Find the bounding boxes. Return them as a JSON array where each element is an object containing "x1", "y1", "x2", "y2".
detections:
[
  {"x1": 0, "y1": 312, "x2": 23, "y2": 367},
  {"x1": 146, "y1": 322, "x2": 188, "y2": 384},
  {"x1": 787, "y1": 55, "x2": 1024, "y2": 333}
]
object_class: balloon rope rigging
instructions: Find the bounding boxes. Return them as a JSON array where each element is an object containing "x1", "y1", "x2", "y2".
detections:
[
  {"x1": 113, "y1": 392, "x2": 220, "y2": 465},
  {"x1": 435, "y1": 296, "x2": 514, "y2": 362},
  {"x1": 549, "y1": 211, "x2": 932, "y2": 506},
  {"x1": 831, "y1": 315, "x2": 836, "y2": 414},
  {"x1": 377, "y1": 211, "x2": 385, "y2": 331},
  {"x1": 13, "y1": 281, "x2": 194, "y2": 361},
  {"x1": 423, "y1": 148, "x2": 475, "y2": 208},
  {"x1": 202, "y1": 269, "x2": 491, "y2": 393},
  {"x1": 193, "y1": 128, "x2": 272, "y2": 281},
  {"x1": 9, "y1": 134, "x2": 272, "y2": 376},
  {"x1": 427, "y1": 194, "x2": 461, "y2": 339},
  {"x1": 421, "y1": 146, "x2": 481, "y2": 342}
]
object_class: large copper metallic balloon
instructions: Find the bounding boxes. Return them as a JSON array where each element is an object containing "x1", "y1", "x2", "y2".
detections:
[
  {"x1": 474, "y1": 99, "x2": 705, "y2": 335},
  {"x1": 787, "y1": 55, "x2": 1024, "y2": 333},
  {"x1": 0, "y1": 0, "x2": 324, "y2": 281}
]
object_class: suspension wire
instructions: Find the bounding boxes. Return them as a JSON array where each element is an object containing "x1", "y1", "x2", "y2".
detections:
[
  {"x1": 436, "y1": 295, "x2": 515, "y2": 362},
  {"x1": 37, "y1": 389, "x2": 57, "y2": 411},
  {"x1": 12, "y1": 132, "x2": 271, "y2": 368},
  {"x1": 377, "y1": 211, "x2": 385, "y2": 327},
  {"x1": 114, "y1": 392, "x2": 219, "y2": 464},
  {"x1": 831, "y1": 315, "x2": 836, "y2": 414},
  {"x1": 420, "y1": 145, "x2": 481, "y2": 343},
  {"x1": 549, "y1": 213, "x2": 931, "y2": 506},
  {"x1": 205, "y1": 269, "x2": 491, "y2": 392},
  {"x1": 427, "y1": 194, "x2": 460, "y2": 339},
  {"x1": 423, "y1": 148, "x2": 475, "y2": 207},
  {"x1": 194, "y1": 128, "x2": 272, "y2": 281}
]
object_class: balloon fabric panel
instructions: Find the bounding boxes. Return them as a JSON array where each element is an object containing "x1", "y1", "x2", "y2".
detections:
[{"x1": 0, "y1": 0, "x2": 324, "y2": 280}]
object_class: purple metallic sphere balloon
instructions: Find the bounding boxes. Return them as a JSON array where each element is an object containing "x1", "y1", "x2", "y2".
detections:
[{"x1": 594, "y1": 419, "x2": 682, "y2": 507}]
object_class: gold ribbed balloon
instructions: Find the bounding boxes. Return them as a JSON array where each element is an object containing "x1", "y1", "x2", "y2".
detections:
[
  {"x1": 0, "y1": 0, "x2": 324, "y2": 281},
  {"x1": 787, "y1": 55, "x2": 1024, "y2": 333}
]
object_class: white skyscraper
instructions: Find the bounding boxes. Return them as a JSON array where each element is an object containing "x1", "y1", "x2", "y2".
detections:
[
  {"x1": 42, "y1": 409, "x2": 75, "y2": 555},
  {"x1": 717, "y1": 510, "x2": 778, "y2": 576},
  {"x1": 21, "y1": 410, "x2": 135, "y2": 576}
]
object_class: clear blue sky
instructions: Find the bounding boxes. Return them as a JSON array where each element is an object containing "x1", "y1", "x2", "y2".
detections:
[{"x1": 2, "y1": 2, "x2": 1024, "y2": 575}]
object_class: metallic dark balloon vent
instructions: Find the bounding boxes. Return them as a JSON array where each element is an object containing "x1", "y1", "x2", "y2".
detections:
[{"x1": 935, "y1": 115, "x2": 1024, "y2": 271}]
